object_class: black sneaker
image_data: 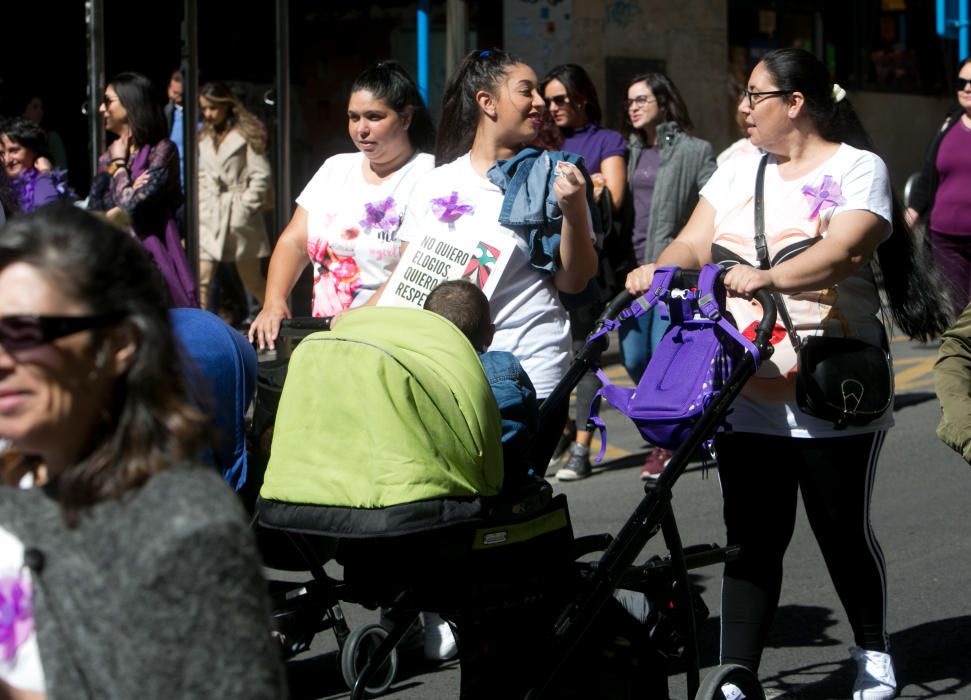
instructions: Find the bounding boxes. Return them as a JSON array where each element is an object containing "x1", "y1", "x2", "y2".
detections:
[{"x1": 556, "y1": 443, "x2": 591, "y2": 481}]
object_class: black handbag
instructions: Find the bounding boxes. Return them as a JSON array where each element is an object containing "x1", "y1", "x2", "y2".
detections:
[{"x1": 753, "y1": 155, "x2": 893, "y2": 429}]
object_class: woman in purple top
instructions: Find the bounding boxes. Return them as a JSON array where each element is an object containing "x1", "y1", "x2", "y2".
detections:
[
  {"x1": 0, "y1": 118, "x2": 74, "y2": 214},
  {"x1": 541, "y1": 64, "x2": 627, "y2": 211},
  {"x1": 906, "y1": 56, "x2": 971, "y2": 317},
  {"x1": 540, "y1": 64, "x2": 628, "y2": 481}
]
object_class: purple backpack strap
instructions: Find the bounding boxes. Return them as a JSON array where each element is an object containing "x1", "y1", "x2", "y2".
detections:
[
  {"x1": 588, "y1": 369, "x2": 612, "y2": 463},
  {"x1": 697, "y1": 263, "x2": 762, "y2": 366},
  {"x1": 587, "y1": 266, "x2": 680, "y2": 344}
]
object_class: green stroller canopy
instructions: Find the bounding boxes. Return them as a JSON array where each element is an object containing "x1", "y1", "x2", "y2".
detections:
[{"x1": 259, "y1": 306, "x2": 504, "y2": 537}]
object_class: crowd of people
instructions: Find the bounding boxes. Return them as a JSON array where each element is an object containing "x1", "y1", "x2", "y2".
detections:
[{"x1": 0, "y1": 45, "x2": 969, "y2": 700}]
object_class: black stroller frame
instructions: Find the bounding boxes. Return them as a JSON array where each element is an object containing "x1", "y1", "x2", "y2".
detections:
[{"x1": 256, "y1": 268, "x2": 777, "y2": 699}]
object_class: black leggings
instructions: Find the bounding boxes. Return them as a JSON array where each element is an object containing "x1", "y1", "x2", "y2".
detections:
[{"x1": 715, "y1": 431, "x2": 889, "y2": 672}]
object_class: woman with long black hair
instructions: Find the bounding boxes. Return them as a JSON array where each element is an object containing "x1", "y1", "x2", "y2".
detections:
[
  {"x1": 88, "y1": 72, "x2": 198, "y2": 307},
  {"x1": 627, "y1": 48, "x2": 948, "y2": 699}
]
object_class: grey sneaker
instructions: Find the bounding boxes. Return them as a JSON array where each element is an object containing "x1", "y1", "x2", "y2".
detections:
[{"x1": 556, "y1": 443, "x2": 592, "y2": 481}]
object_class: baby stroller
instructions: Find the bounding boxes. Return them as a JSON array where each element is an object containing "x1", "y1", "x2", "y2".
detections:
[{"x1": 254, "y1": 266, "x2": 777, "y2": 699}]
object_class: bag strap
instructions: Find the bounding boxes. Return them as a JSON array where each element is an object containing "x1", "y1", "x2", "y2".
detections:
[{"x1": 753, "y1": 154, "x2": 802, "y2": 354}]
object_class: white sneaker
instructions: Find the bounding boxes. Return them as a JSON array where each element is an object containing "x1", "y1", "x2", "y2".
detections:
[
  {"x1": 850, "y1": 646, "x2": 896, "y2": 700},
  {"x1": 422, "y1": 612, "x2": 458, "y2": 661}
]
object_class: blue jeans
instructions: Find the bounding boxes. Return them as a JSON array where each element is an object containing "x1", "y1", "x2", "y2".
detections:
[{"x1": 618, "y1": 305, "x2": 669, "y2": 383}]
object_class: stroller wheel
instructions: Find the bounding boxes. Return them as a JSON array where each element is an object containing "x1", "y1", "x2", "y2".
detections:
[
  {"x1": 695, "y1": 664, "x2": 765, "y2": 700},
  {"x1": 340, "y1": 623, "x2": 398, "y2": 697}
]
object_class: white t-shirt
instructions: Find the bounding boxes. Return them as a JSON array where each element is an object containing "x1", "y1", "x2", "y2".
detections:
[
  {"x1": 700, "y1": 143, "x2": 894, "y2": 437},
  {"x1": 0, "y1": 526, "x2": 45, "y2": 693},
  {"x1": 296, "y1": 151, "x2": 435, "y2": 316},
  {"x1": 398, "y1": 153, "x2": 571, "y2": 396}
]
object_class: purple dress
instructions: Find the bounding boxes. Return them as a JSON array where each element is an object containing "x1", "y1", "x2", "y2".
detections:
[{"x1": 89, "y1": 140, "x2": 199, "y2": 307}]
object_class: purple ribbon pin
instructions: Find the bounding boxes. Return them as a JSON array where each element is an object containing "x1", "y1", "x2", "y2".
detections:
[
  {"x1": 360, "y1": 197, "x2": 400, "y2": 234},
  {"x1": 801, "y1": 175, "x2": 845, "y2": 221},
  {"x1": 0, "y1": 575, "x2": 33, "y2": 662},
  {"x1": 430, "y1": 191, "x2": 474, "y2": 224}
]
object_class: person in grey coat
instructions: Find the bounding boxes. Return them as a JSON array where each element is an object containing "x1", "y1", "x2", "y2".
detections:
[
  {"x1": 0, "y1": 205, "x2": 286, "y2": 699},
  {"x1": 620, "y1": 72, "x2": 716, "y2": 478}
]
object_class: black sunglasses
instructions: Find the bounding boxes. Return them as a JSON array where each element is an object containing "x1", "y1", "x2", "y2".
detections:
[
  {"x1": 957, "y1": 77, "x2": 971, "y2": 91},
  {"x1": 0, "y1": 312, "x2": 125, "y2": 352},
  {"x1": 741, "y1": 88, "x2": 791, "y2": 108},
  {"x1": 544, "y1": 94, "x2": 569, "y2": 107}
]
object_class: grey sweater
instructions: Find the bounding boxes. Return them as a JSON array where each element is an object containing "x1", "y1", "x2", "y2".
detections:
[
  {"x1": 0, "y1": 466, "x2": 286, "y2": 699},
  {"x1": 625, "y1": 122, "x2": 717, "y2": 264}
]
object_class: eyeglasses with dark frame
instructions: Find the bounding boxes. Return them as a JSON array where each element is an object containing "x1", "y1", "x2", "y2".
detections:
[
  {"x1": 102, "y1": 94, "x2": 117, "y2": 108},
  {"x1": 0, "y1": 312, "x2": 126, "y2": 353},
  {"x1": 544, "y1": 94, "x2": 569, "y2": 108},
  {"x1": 957, "y1": 77, "x2": 971, "y2": 92},
  {"x1": 623, "y1": 95, "x2": 657, "y2": 110},
  {"x1": 741, "y1": 89, "x2": 791, "y2": 108}
]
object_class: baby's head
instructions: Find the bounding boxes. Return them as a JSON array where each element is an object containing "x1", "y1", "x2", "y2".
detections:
[{"x1": 424, "y1": 280, "x2": 495, "y2": 352}]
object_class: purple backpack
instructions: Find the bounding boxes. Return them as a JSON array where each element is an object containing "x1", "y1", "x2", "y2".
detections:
[{"x1": 587, "y1": 265, "x2": 760, "y2": 461}]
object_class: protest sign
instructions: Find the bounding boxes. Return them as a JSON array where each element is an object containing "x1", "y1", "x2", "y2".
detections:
[{"x1": 379, "y1": 232, "x2": 514, "y2": 309}]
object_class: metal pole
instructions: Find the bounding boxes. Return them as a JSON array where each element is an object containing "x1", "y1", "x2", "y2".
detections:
[
  {"x1": 445, "y1": 0, "x2": 468, "y2": 79},
  {"x1": 182, "y1": 0, "x2": 200, "y2": 288},
  {"x1": 85, "y1": 0, "x2": 105, "y2": 181},
  {"x1": 960, "y1": 0, "x2": 969, "y2": 62},
  {"x1": 417, "y1": 0, "x2": 430, "y2": 104},
  {"x1": 275, "y1": 0, "x2": 291, "y2": 238}
]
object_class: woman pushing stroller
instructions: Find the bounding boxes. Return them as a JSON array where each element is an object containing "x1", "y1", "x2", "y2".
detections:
[{"x1": 627, "y1": 48, "x2": 948, "y2": 699}]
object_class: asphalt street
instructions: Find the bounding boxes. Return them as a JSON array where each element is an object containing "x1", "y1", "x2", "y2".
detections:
[{"x1": 281, "y1": 333, "x2": 971, "y2": 700}]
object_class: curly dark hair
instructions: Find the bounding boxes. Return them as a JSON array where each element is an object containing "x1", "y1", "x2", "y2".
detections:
[
  {"x1": 0, "y1": 117, "x2": 50, "y2": 161},
  {"x1": 0, "y1": 204, "x2": 208, "y2": 525}
]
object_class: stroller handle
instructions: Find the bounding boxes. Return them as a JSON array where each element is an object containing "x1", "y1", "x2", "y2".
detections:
[
  {"x1": 278, "y1": 317, "x2": 332, "y2": 336},
  {"x1": 597, "y1": 268, "x2": 778, "y2": 357}
]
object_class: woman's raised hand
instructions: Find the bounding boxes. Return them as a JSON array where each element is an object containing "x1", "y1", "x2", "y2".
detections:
[
  {"x1": 552, "y1": 161, "x2": 586, "y2": 214},
  {"x1": 248, "y1": 298, "x2": 291, "y2": 351}
]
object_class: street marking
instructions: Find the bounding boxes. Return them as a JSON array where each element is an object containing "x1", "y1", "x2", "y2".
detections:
[{"x1": 894, "y1": 356, "x2": 937, "y2": 393}]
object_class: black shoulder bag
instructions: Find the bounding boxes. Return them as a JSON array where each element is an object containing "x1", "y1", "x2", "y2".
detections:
[{"x1": 753, "y1": 155, "x2": 893, "y2": 429}]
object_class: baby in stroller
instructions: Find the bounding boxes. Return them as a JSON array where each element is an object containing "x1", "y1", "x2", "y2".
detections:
[
  {"x1": 257, "y1": 298, "x2": 670, "y2": 698},
  {"x1": 423, "y1": 280, "x2": 540, "y2": 487}
]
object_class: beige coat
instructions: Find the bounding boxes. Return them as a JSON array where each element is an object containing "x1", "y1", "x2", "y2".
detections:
[{"x1": 198, "y1": 129, "x2": 271, "y2": 261}]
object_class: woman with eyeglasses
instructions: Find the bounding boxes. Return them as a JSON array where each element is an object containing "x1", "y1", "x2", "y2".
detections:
[
  {"x1": 88, "y1": 72, "x2": 198, "y2": 308},
  {"x1": 626, "y1": 48, "x2": 948, "y2": 699},
  {"x1": 905, "y1": 56, "x2": 971, "y2": 318},
  {"x1": 0, "y1": 205, "x2": 286, "y2": 699},
  {"x1": 538, "y1": 64, "x2": 628, "y2": 481},
  {"x1": 621, "y1": 73, "x2": 716, "y2": 479}
]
